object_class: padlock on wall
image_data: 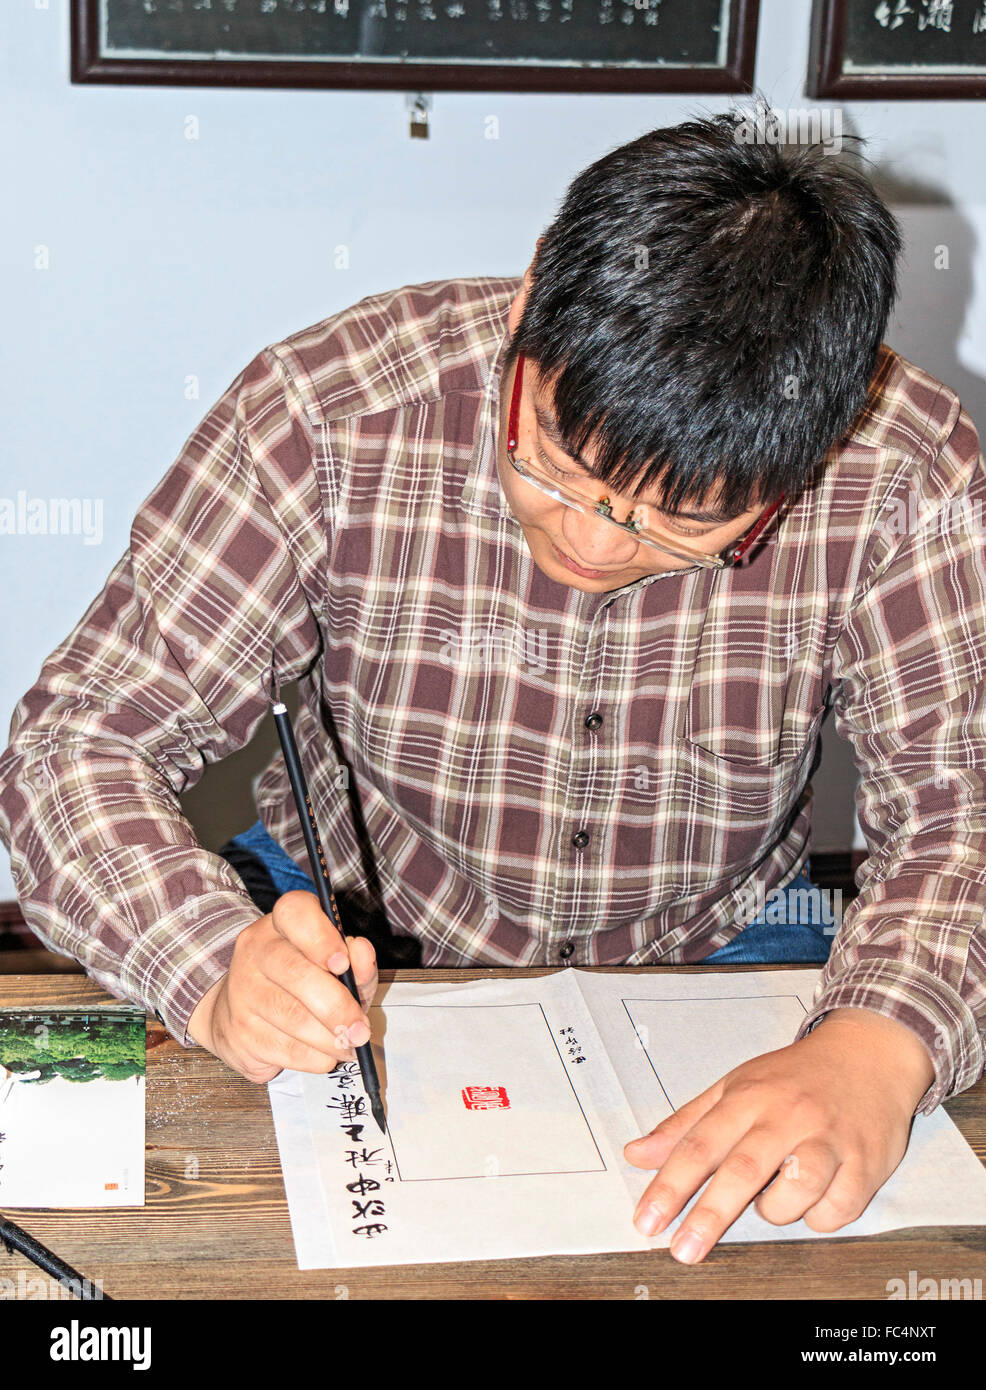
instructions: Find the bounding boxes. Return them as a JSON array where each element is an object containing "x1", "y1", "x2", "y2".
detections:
[{"x1": 406, "y1": 92, "x2": 432, "y2": 139}]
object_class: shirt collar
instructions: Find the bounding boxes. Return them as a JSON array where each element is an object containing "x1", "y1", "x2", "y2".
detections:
[
  {"x1": 459, "y1": 303, "x2": 517, "y2": 521},
  {"x1": 838, "y1": 343, "x2": 900, "y2": 451}
]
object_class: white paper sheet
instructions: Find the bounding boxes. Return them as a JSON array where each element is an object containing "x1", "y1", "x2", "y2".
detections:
[{"x1": 268, "y1": 969, "x2": 986, "y2": 1268}]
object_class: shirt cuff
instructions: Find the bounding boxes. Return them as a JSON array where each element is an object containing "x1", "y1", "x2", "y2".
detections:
[
  {"x1": 117, "y1": 892, "x2": 262, "y2": 1047},
  {"x1": 793, "y1": 959, "x2": 985, "y2": 1115}
]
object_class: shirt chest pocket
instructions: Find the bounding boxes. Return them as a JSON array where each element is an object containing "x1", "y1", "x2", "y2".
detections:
[{"x1": 667, "y1": 710, "x2": 824, "y2": 897}]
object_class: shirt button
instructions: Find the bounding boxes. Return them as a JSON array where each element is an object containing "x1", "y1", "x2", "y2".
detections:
[
  {"x1": 571, "y1": 830, "x2": 590, "y2": 849},
  {"x1": 584, "y1": 712, "x2": 603, "y2": 732},
  {"x1": 559, "y1": 941, "x2": 575, "y2": 960}
]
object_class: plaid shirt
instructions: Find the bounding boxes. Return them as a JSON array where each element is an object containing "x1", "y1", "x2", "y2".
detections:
[{"x1": 1, "y1": 275, "x2": 985, "y2": 1115}]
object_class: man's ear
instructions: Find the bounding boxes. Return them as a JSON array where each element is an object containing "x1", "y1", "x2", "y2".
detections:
[
  {"x1": 523, "y1": 235, "x2": 545, "y2": 292},
  {"x1": 510, "y1": 236, "x2": 544, "y2": 334}
]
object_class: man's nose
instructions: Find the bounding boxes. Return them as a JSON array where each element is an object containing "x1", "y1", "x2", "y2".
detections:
[{"x1": 561, "y1": 505, "x2": 639, "y2": 566}]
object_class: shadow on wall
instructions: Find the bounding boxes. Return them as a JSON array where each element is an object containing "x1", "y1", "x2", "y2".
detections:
[
  {"x1": 810, "y1": 128, "x2": 984, "y2": 854},
  {"x1": 870, "y1": 157, "x2": 985, "y2": 428}
]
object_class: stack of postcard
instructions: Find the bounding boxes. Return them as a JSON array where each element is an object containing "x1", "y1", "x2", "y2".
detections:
[{"x1": 0, "y1": 1009, "x2": 145, "y2": 1208}]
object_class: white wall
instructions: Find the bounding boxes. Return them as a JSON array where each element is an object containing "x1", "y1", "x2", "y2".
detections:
[{"x1": 2, "y1": 0, "x2": 985, "y2": 897}]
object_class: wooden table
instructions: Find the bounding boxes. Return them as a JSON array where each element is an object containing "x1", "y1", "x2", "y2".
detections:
[{"x1": 2, "y1": 968, "x2": 984, "y2": 1301}]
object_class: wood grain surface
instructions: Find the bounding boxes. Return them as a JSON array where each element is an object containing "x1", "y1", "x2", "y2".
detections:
[{"x1": 1, "y1": 968, "x2": 983, "y2": 1302}]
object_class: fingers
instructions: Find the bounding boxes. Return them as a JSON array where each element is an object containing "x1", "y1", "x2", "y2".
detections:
[
  {"x1": 799, "y1": 1125, "x2": 908, "y2": 1233},
  {"x1": 629, "y1": 1096, "x2": 769, "y2": 1247},
  {"x1": 212, "y1": 1002, "x2": 366, "y2": 1085},
  {"x1": 623, "y1": 1082, "x2": 724, "y2": 1171},
  {"x1": 654, "y1": 1125, "x2": 832, "y2": 1264},
  {"x1": 754, "y1": 1140, "x2": 842, "y2": 1226},
  {"x1": 270, "y1": 890, "x2": 350, "y2": 969},
  {"x1": 803, "y1": 1160, "x2": 880, "y2": 1233},
  {"x1": 271, "y1": 892, "x2": 379, "y2": 1005},
  {"x1": 254, "y1": 936, "x2": 370, "y2": 1049},
  {"x1": 218, "y1": 908, "x2": 375, "y2": 1081},
  {"x1": 632, "y1": 1112, "x2": 819, "y2": 1263},
  {"x1": 220, "y1": 975, "x2": 366, "y2": 1074},
  {"x1": 262, "y1": 956, "x2": 371, "y2": 1049},
  {"x1": 630, "y1": 1105, "x2": 888, "y2": 1264},
  {"x1": 204, "y1": 893, "x2": 386, "y2": 1087}
]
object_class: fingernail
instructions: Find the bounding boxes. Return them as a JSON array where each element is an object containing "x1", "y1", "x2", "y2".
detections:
[
  {"x1": 634, "y1": 1202, "x2": 665, "y2": 1237},
  {"x1": 328, "y1": 951, "x2": 349, "y2": 973},
  {"x1": 671, "y1": 1229, "x2": 705, "y2": 1264},
  {"x1": 348, "y1": 1021, "x2": 371, "y2": 1047}
]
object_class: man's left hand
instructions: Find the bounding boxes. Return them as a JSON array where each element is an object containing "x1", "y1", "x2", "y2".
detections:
[{"x1": 624, "y1": 1008, "x2": 936, "y2": 1264}]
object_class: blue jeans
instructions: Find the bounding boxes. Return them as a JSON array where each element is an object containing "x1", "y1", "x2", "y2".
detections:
[
  {"x1": 229, "y1": 822, "x2": 834, "y2": 965},
  {"x1": 703, "y1": 865, "x2": 835, "y2": 964},
  {"x1": 230, "y1": 819, "x2": 320, "y2": 897}
]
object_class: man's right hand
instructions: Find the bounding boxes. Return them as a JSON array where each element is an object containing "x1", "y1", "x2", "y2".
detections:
[{"x1": 187, "y1": 890, "x2": 379, "y2": 1084}]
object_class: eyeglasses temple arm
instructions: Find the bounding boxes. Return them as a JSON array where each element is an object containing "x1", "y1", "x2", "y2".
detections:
[
  {"x1": 724, "y1": 494, "x2": 786, "y2": 566},
  {"x1": 506, "y1": 351, "x2": 525, "y2": 453}
]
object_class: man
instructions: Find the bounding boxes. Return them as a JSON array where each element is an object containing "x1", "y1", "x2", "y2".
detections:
[{"x1": 2, "y1": 110, "x2": 984, "y2": 1265}]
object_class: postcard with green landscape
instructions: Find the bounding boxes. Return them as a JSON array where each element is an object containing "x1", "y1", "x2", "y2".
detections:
[{"x1": 0, "y1": 1010, "x2": 145, "y2": 1207}]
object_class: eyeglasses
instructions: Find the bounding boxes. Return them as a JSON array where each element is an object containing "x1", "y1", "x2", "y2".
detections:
[{"x1": 504, "y1": 352, "x2": 785, "y2": 570}]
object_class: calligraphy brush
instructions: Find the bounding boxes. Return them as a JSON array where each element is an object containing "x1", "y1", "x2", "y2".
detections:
[
  {"x1": 269, "y1": 694, "x2": 387, "y2": 1136},
  {"x1": 0, "y1": 1213, "x2": 111, "y2": 1299}
]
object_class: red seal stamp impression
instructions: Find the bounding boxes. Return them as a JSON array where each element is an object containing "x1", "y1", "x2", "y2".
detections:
[{"x1": 461, "y1": 1085, "x2": 510, "y2": 1111}]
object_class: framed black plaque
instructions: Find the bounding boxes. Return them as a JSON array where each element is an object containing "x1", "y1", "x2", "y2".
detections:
[
  {"x1": 809, "y1": 0, "x2": 986, "y2": 98},
  {"x1": 71, "y1": 0, "x2": 760, "y2": 94}
]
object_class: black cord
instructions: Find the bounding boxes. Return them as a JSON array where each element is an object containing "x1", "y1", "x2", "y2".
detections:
[{"x1": 0, "y1": 1214, "x2": 112, "y2": 1300}]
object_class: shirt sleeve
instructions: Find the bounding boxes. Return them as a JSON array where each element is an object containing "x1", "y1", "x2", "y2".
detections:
[
  {"x1": 794, "y1": 401, "x2": 986, "y2": 1115},
  {"x1": 0, "y1": 343, "x2": 329, "y2": 1045}
]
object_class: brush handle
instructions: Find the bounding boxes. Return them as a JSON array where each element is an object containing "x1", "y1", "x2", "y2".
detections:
[{"x1": 271, "y1": 703, "x2": 383, "y2": 1115}]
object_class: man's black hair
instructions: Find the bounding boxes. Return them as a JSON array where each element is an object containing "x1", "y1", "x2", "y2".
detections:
[{"x1": 503, "y1": 104, "x2": 902, "y2": 516}]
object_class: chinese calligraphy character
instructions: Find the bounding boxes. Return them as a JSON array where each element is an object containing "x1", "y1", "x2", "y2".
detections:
[
  {"x1": 874, "y1": 0, "x2": 914, "y2": 28},
  {"x1": 351, "y1": 1198, "x2": 387, "y2": 1219},
  {"x1": 327, "y1": 1094, "x2": 367, "y2": 1123},
  {"x1": 917, "y1": 0, "x2": 953, "y2": 30},
  {"x1": 346, "y1": 1173, "x2": 381, "y2": 1195},
  {"x1": 344, "y1": 1147, "x2": 385, "y2": 1168}
]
